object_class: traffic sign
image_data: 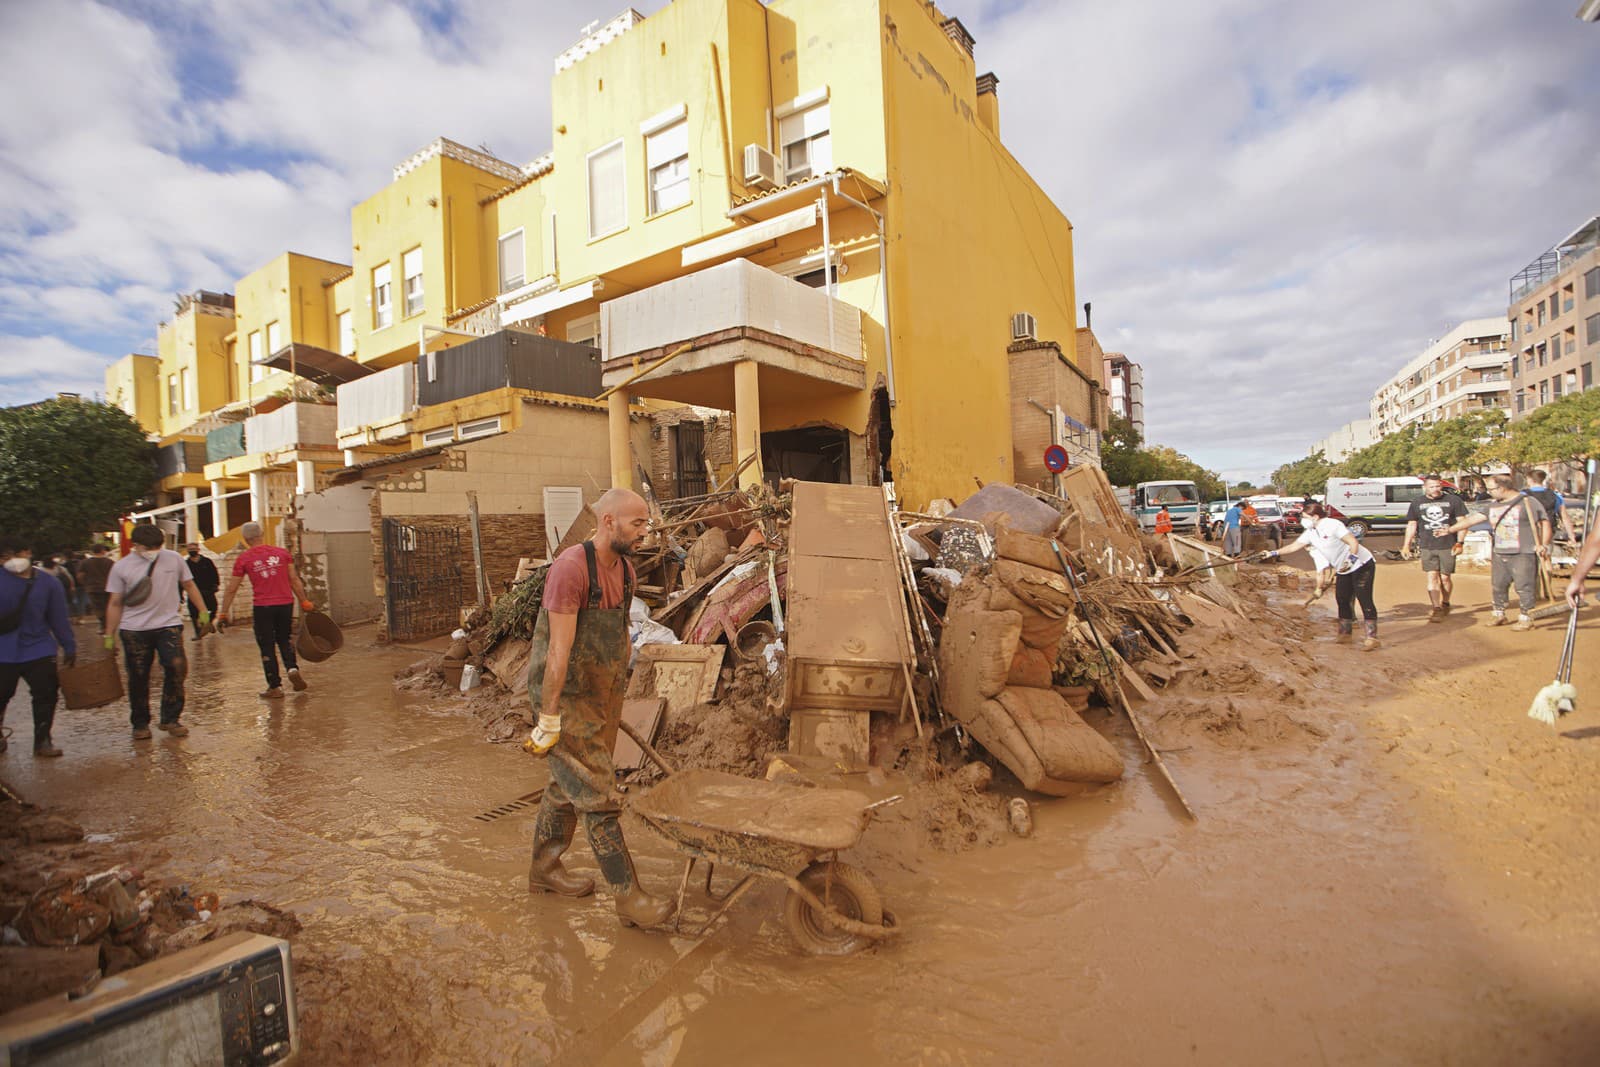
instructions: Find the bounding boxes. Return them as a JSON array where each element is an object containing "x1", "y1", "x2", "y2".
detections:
[{"x1": 1043, "y1": 445, "x2": 1069, "y2": 473}]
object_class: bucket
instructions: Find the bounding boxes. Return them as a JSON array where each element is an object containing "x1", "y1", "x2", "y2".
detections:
[
  {"x1": 59, "y1": 658, "x2": 124, "y2": 710},
  {"x1": 732, "y1": 620, "x2": 778, "y2": 663},
  {"x1": 295, "y1": 611, "x2": 344, "y2": 663},
  {"x1": 440, "y1": 660, "x2": 465, "y2": 688}
]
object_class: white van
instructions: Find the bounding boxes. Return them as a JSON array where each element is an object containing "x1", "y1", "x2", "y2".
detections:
[{"x1": 1324, "y1": 477, "x2": 1429, "y2": 537}]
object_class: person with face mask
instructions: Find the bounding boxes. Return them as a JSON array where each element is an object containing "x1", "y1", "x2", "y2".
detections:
[
  {"x1": 183, "y1": 543, "x2": 221, "y2": 641},
  {"x1": 1260, "y1": 502, "x2": 1381, "y2": 650},
  {"x1": 522, "y1": 488, "x2": 675, "y2": 930},
  {"x1": 104, "y1": 525, "x2": 211, "y2": 742},
  {"x1": 0, "y1": 541, "x2": 76, "y2": 757}
]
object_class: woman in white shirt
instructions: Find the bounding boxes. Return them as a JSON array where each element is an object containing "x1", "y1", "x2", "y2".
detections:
[{"x1": 1263, "y1": 503, "x2": 1380, "y2": 650}]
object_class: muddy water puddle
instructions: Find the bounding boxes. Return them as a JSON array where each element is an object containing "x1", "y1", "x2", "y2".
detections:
[{"x1": 7, "y1": 597, "x2": 1599, "y2": 1064}]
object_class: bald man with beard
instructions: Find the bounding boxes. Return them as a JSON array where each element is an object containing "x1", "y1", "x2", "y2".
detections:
[{"x1": 522, "y1": 488, "x2": 675, "y2": 929}]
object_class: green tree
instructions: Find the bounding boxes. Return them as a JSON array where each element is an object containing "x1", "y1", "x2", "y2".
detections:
[
  {"x1": 1491, "y1": 389, "x2": 1600, "y2": 474},
  {"x1": 1410, "y1": 410, "x2": 1507, "y2": 476},
  {"x1": 1339, "y1": 424, "x2": 1419, "y2": 477},
  {"x1": 0, "y1": 398, "x2": 156, "y2": 550},
  {"x1": 1143, "y1": 445, "x2": 1225, "y2": 501},
  {"x1": 1271, "y1": 451, "x2": 1335, "y2": 498},
  {"x1": 1100, "y1": 413, "x2": 1151, "y2": 487}
]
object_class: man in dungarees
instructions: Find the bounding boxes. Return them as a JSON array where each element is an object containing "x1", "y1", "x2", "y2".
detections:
[{"x1": 524, "y1": 488, "x2": 675, "y2": 929}]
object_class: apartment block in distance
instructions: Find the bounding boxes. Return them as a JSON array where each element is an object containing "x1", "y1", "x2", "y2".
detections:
[
  {"x1": 1508, "y1": 215, "x2": 1600, "y2": 417},
  {"x1": 1103, "y1": 352, "x2": 1143, "y2": 438},
  {"x1": 1368, "y1": 317, "x2": 1510, "y2": 438},
  {"x1": 1310, "y1": 418, "x2": 1376, "y2": 463}
]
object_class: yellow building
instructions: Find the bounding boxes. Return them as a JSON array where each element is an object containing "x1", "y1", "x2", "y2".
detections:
[
  {"x1": 104, "y1": 353, "x2": 161, "y2": 436},
  {"x1": 154, "y1": 291, "x2": 235, "y2": 440},
  {"x1": 475, "y1": 0, "x2": 1088, "y2": 506},
  {"x1": 231, "y1": 251, "x2": 353, "y2": 404}
]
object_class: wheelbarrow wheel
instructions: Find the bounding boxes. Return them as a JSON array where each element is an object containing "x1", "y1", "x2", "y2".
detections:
[{"x1": 783, "y1": 860, "x2": 883, "y2": 957}]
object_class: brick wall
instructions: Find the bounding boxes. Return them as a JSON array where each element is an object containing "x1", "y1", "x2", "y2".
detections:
[
  {"x1": 648, "y1": 407, "x2": 736, "y2": 499},
  {"x1": 1009, "y1": 342, "x2": 1105, "y2": 488}
]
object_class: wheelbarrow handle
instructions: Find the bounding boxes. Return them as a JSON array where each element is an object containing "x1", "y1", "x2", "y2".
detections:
[
  {"x1": 620, "y1": 719, "x2": 679, "y2": 777},
  {"x1": 863, "y1": 795, "x2": 904, "y2": 812}
]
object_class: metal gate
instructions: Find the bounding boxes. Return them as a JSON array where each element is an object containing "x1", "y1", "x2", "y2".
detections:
[
  {"x1": 382, "y1": 519, "x2": 463, "y2": 641},
  {"x1": 675, "y1": 422, "x2": 708, "y2": 498}
]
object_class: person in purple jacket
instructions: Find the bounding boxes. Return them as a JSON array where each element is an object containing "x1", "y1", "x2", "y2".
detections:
[{"x1": 0, "y1": 540, "x2": 77, "y2": 758}]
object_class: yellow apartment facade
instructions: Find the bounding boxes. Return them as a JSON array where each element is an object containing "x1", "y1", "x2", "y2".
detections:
[{"x1": 105, "y1": 353, "x2": 161, "y2": 436}]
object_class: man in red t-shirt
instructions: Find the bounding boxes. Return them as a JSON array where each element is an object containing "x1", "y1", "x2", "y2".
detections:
[{"x1": 217, "y1": 522, "x2": 314, "y2": 698}]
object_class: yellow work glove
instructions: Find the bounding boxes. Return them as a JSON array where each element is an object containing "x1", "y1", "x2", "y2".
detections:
[
  {"x1": 197, "y1": 610, "x2": 211, "y2": 628},
  {"x1": 102, "y1": 634, "x2": 115, "y2": 652},
  {"x1": 522, "y1": 714, "x2": 562, "y2": 756}
]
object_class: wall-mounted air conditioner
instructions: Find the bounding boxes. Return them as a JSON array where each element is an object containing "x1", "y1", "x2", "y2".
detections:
[
  {"x1": 1011, "y1": 312, "x2": 1037, "y2": 342},
  {"x1": 743, "y1": 144, "x2": 780, "y2": 191}
]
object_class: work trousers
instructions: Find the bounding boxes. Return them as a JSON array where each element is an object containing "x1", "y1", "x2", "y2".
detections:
[
  {"x1": 0, "y1": 656, "x2": 59, "y2": 746},
  {"x1": 188, "y1": 588, "x2": 218, "y2": 636},
  {"x1": 1490, "y1": 552, "x2": 1539, "y2": 616},
  {"x1": 1223, "y1": 527, "x2": 1242, "y2": 555},
  {"x1": 121, "y1": 626, "x2": 186, "y2": 729},
  {"x1": 1335, "y1": 559, "x2": 1378, "y2": 634},
  {"x1": 89, "y1": 592, "x2": 110, "y2": 631},
  {"x1": 252, "y1": 604, "x2": 298, "y2": 688},
  {"x1": 532, "y1": 753, "x2": 635, "y2": 891}
]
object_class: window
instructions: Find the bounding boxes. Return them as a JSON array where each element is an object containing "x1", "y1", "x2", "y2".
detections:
[
  {"x1": 1588, "y1": 313, "x2": 1600, "y2": 346},
  {"x1": 1510, "y1": 318, "x2": 1518, "y2": 342},
  {"x1": 266, "y1": 320, "x2": 282, "y2": 357},
  {"x1": 373, "y1": 262, "x2": 392, "y2": 329},
  {"x1": 1538, "y1": 301, "x2": 1546, "y2": 326},
  {"x1": 167, "y1": 374, "x2": 178, "y2": 415},
  {"x1": 779, "y1": 101, "x2": 831, "y2": 183},
  {"x1": 1553, "y1": 374, "x2": 1563, "y2": 398},
  {"x1": 1550, "y1": 295, "x2": 1560, "y2": 320},
  {"x1": 421, "y1": 427, "x2": 455, "y2": 447},
  {"x1": 1567, "y1": 371, "x2": 1578, "y2": 392},
  {"x1": 338, "y1": 311, "x2": 354, "y2": 356},
  {"x1": 497, "y1": 229, "x2": 525, "y2": 293},
  {"x1": 1538, "y1": 343, "x2": 1547, "y2": 367},
  {"x1": 1387, "y1": 485, "x2": 1424, "y2": 505},
  {"x1": 586, "y1": 140, "x2": 626, "y2": 239},
  {"x1": 1516, "y1": 393, "x2": 1526, "y2": 413},
  {"x1": 458, "y1": 416, "x2": 502, "y2": 440},
  {"x1": 402, "y1": 247, "x2": 424, "y2": 317},
  {"x1": 1540, "y1": 381, "x2": 1549, "y2": 405},
  {"x1": 1586, "y1": 268, "x2": 1600, "y2": 299},
  {"x1": 565, "y1": 314, "x2": 599, "y2": 348},
  {"x1": 1585, "y1": 363, "x2": 1594, "y2": 390},
  {"x1": 180, "y1": 367, "x2": 193, "y2": 411},
  {"x1": 248, "y1": 330, "x2": 264, "y2": 383},
  {"x1": 645, "y1": 118, "x2": 689, "y2": 215}
]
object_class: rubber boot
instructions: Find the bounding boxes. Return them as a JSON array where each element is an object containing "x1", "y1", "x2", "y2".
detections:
[
  {"x1": 527, "y1": 809, "x2": 594, "y2": 897},
  {"x1": 1361, "y1": 620, "x2": 1380, "y2": 652},
  {"x1": 589, "y1": 816, "x2": 675, "y2": 929},
  {"x1": 1335, "y1": 619, "x2": 1353, "y2": 644}
]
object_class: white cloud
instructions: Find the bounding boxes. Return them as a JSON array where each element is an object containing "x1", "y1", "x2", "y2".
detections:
[{"x1": 0, "y1": 335, "x2": 121, "y2": 404}]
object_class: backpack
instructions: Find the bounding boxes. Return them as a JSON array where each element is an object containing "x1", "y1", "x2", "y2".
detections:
[{"x1": 0, "y1": 574, "x2": 36, "y2": 636}]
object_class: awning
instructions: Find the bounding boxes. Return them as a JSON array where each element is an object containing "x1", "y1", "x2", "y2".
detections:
[{"x1": 258, "y1": 344, "x2": 375, "y2": 386}]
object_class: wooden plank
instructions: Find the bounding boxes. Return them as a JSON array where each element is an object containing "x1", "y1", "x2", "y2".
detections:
[{"x1": 613, "y1": 697, "x2": 667, "y2": 772}]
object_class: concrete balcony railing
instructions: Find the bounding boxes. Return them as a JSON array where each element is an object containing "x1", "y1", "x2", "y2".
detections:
[
  {"x1": 598, "y1": 259, "x2": 866, "y2": 406},
  {"x1": 337, "y1": 363, "x2": 416, "y2": 445},
  {"x1": 245, "y1": 402, "x2": 338, "y2": 456}
]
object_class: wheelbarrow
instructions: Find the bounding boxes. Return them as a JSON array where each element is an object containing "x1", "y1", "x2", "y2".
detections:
[{"x1": 618, "y1": 722, "x2": 902, "y2": 956}]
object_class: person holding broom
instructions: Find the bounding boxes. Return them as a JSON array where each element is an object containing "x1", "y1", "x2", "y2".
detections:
[
  {"x1": 1563, "y1": 521, "x2": 1600, "y2": 608},
  {"x1": 1259, "y1": 502, "x2": 1380, "y2": 650}
]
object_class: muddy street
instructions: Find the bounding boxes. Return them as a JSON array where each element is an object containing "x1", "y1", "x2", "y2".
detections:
[{"x1": 5, "y1": 555, "x2": 1600, "y2": 1064}]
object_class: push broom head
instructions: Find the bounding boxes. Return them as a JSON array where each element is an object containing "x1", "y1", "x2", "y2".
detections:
[{"x1": 1528, "y1": 681, "x2": 1578, "y2": 726}]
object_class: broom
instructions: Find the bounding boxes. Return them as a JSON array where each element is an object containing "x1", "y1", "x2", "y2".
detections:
[{"x1": 1528, "y1": 604, "x2": 1579, "y2": 726}]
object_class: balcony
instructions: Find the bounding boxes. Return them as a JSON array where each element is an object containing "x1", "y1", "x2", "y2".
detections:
[
  {"x1": 416, "y1": 330, "x2": 600, "y2": 407},
  {"x1": 205, "y1": 423, "x2": 247, "y2": 463},
  {"x1": 337, "y1": 363, "x2": 416, "y2": 447},
  {"x1": 154, "y1": 439, "x2": 208, "y2": 480},
  {"x1": 598, "y1": 259, "x2": 866, "y2": 408},
  {"x1": 245, "y1": 402, "x2": 338, "y2": 456}
]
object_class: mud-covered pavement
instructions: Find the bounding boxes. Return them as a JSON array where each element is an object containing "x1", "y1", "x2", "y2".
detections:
[{"x1": 6, "y1": 550, "x2": 1600, "y2": 1065}]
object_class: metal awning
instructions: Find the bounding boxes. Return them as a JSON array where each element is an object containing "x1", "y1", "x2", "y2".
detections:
[{"x1": 258, "y1": 344, "x2": 375, "y2": 386}]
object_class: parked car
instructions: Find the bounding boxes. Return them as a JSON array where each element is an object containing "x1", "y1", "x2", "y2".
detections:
[
  {"x1": 1247, "y1": 501, "x2": 1287, "y2": 546},
  {"x1": 1205, "y1": 500, "x2": 1232, "y2": 540}
]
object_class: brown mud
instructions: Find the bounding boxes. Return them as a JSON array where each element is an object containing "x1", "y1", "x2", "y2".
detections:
[{"x1": 3, "y1": 548, "x2": 1597, "y2": 1064}]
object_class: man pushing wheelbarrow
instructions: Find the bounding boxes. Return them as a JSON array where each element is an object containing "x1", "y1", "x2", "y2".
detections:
[{"x1": 522, "y1": 488, "x2": 676, "y2": 930}]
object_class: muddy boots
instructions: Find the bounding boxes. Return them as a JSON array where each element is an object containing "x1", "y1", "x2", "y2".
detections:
[
  {"x1": 1361, "y1": 620, "x2": 1380, "y2": 652},
  {"x1": 1335, "y1": 620, "x2": 1353, "y2": 644},
  {"x1": 527, "y1": 809, "x2": 595, "y2": 898},
  {"x1": 589, "y1": 817, "x2": 675, "y2": 929}
]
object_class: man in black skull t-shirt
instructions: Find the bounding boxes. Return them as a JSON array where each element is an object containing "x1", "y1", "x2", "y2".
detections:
[{"x1": 1401, "y1": 475, "x2": 1468, "y2": 622}]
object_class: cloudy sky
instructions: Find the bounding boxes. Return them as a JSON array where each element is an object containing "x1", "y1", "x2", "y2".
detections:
[{"x1": 1, "y1": 0, "x2": 1595, "y2": 481}]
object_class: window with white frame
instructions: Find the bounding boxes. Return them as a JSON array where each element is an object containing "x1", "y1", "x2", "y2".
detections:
[
  {"x1": 337, "y1": 311, "x2": 354, "y2": 356},
  {"x1": 373, "y1": 262, "x2": 392, "y2": 329},
  {"x1": 645, "y1": 117, "x2": 689, "y2": 215},
  {"x1": 248, "y1": 330, "x2": 264, "y2": 383},
  {"x1": 167, "y1": 374, "x2": 178, "y2": 415},
  {"x1": 402, "y1": 247, "x2": 424, "y2": 317},
  {"x1": 421, "y1": 427, "x2": 455, "y2": 447},
  {"x1": 779, "y1": 101, "x2": 831, "y2": 183},
  {"x1": 458, "y1": 416, "x2": 502, "y2": 441},
  {"x1": 565, "y1": 313, "x2": 600, "y2": 349},
  {"x1": 180, "y1": 367, "x2": 193, "y2": 411},
  {"x1": 498, "y1": 229, "x2": 525, "y2": 292},
  {"x1": 266, "y1": 320, "x2": 282, "y2": 357},
  {"x1": 587, "y1": 140, "x2": 626, "y2": 239}
]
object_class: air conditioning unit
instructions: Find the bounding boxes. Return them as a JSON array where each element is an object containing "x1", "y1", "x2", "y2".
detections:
[
  {"x1": 743, "y1": 144, "x2": 781, "y2": 191},
  {"x1": 1011, "y1": 312, "x2": 1037, "y2": 342}
]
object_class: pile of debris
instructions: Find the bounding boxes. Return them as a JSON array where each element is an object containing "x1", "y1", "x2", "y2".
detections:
[
  {"x1": 0, "y1": 780, "x2": 300, "y2": 1015},
  {"x1": 408, "y1": 464, "x2": 1307, "y2": 827}
]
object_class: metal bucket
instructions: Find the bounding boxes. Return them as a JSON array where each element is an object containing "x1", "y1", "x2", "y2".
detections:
[
  {"x1": 295, "y1": 611, "x2": 344, "y2": 663},
  {"x1": 59, "y1": 657, "x2": 124, "y2": 710}
]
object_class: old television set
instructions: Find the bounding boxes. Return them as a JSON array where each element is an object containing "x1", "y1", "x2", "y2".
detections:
[{"x1": 0, "y1": 932, "x2": 297, "y2": 1066}]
